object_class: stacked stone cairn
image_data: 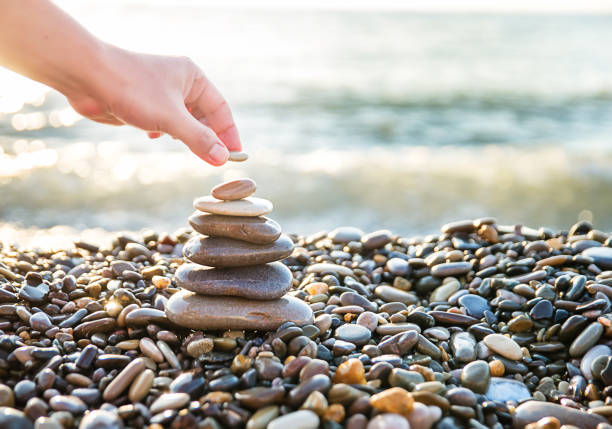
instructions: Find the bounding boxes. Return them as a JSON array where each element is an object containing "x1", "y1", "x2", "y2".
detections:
[{"x1": 165, "y1": 178, "x2": 314, "y2": 330}]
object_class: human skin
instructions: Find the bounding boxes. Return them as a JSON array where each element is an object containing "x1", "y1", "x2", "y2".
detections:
[{"x1": 0, "y1": 0, "x2": 241, "y2": 166}]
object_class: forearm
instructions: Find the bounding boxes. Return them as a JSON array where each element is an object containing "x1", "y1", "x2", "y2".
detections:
[{"x1": 0, "y1": 0, "x2": 107, "y2": 97}]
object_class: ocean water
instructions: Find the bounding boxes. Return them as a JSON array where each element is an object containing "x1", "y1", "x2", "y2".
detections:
[{"x1": 2, "y1": 1, "x2": 612, "y2": 244}]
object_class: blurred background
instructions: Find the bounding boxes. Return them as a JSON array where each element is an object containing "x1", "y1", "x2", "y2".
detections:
[{"x1": 2, "y1": 0, "x2": 612, "y2": 245}]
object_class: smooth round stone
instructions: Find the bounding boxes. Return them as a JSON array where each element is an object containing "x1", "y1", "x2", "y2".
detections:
[
  {"x1": 246, "y1": 406, "x2": 279, "y2": 429},
  {"x1": 189, "y1": 213, "x2": 281, "y2": 244},
  {"x1": 569, "y1": 322, "x2": 604, "y2": 357},
  {"x1": 335, "y1": 324, "x2": 371, "y2": 345},
  {"x1": 484, "y1": 377, "x2": 531, "y2": 402},
  {"x1": 193, "y1": 196, "x2": 271, "y2": 217},
  {"x1": 431, "y1": 262, "x2": 471, "y2": 277},
  {"x1": 306, "y1": 263, "x2": 353, "y2": 277},
  {"x1": 235, "y1": 386, "x2": 285, "y2": 409},
  {"x1": 386, "y1": 258, "x2": 409, "y2": 276},
  {"x1": 458, "y1": 294, "x2": 490, "y2": 318},
  {"x1": 166, "y1": 290, "x2": 314, "y2": 330},
  {"x1": 183, "y1": 234, "x2": 293, "y2": 267},
  {"x1": 580, "y1": 345, "x2": 611, "y2": 380},
  {"x1": 361, "y1": 230, "x2": 392, "y2": 250},
  {"x1": 529, "y1": 300, "x2": 553, "y2": 320},
  {"x1": 366, "y1": 413, "x2": 410, "y2": 429},
  {"x1": 374, "y1": 286, "x2": 418, "y2": 305},
  {"x1": 30, "y1": 312, "x2": 52, "y2": 332},
  {"x1": 460, "y1": 360, "x2": 490, "y2": 394},
  {"x1": 328, "y1": 227, "x2": 364, "y2": 244},
  {"x1": 78, "y1": 410, "x2": 124, "y2": 429},
  {"x1": 430, "y1": 280, "x2": 460, "y2": 302},
  {"x1": 483, "y1": 334, "x2": 523, "y2": 360},
  {"x1": 446, "y1": 387, "x2": 476, "y2": 407},
  {"x1": 176, "y1": 262, "x2": 291, "y2": 300},
  {"x1": 0, "y1": 407, "x2": 34, "y2": 429},
  {"x1": 228, "y1": 151, "x2": 248, "y2": 162},
  {"x1": 149, "y1": 393, "x2": 190, "y2": 414},
  {"x1": 268, "y1": 410, "x2": 319, "y2": 429},
  {"x1": 513, "y1": 401, "x2": 606, "y2": 429},
  {"x1": 583, "y1": 247, "x2": 612, "y2": 269},
  {"x1": 211, "y1": 178, "x2": 256, "y2": 201},
  {"x1": 450, "y1": 332, "x2": 477, "y2": 363},
  {"x1": 49, "y1": 396, "x2": 87, "y2": 414},
  {"x1": 0, "y1": 385, "x2": 14, "y2": 407}
]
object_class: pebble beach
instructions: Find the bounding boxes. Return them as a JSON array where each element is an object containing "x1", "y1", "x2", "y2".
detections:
[{"x1": 0, "y1": 218, "x2": 612, "y2": 429}]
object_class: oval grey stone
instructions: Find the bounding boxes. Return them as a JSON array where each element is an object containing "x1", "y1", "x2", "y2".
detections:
[
  {"x1": 176, "y1": 262, "x2": 292, "y2": 300},
  {"x1": 183, "y1": 234, "x2": 294, "y2": 267},
  {"x1": 189, "y1": 213, "x2": 281, "y2": 244}
]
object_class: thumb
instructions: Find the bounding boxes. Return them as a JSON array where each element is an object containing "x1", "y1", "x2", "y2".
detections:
[{"x1": 165, "y1": 108, "x2": 229, "y2": 166}]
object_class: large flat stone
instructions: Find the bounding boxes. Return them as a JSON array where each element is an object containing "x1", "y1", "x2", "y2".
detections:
[
  {"x1": 183, "y1": 234, "x2": 294, "y2": 267},
  {"x1": 175, "y1": 262, "x2": 292, "y2": 300},
  {"x1": 166, "y1": 290, "x2": 314, "y2": 330},
  {"x1": 189, "y1": 213, "x2": 281, "y2": 244},
  {"x1": 193, "y1": 196, "x2": 272, "y2": 217}
]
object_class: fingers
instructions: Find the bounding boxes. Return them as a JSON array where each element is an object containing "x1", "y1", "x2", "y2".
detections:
[
  {"x1": 165, "y1": 107, "x2": 229, "y2": 166},
  {"x1": 192, "y1": 77, "x2": 242, "y2": 152}
]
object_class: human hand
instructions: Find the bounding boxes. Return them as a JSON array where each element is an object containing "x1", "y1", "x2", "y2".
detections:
[{"x1": 67, "y1": 46, "x2": 241, "y2": 166}]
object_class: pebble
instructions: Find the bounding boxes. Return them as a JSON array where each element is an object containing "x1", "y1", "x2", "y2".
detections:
[
  {"x1": 367, "y1": 414, "x2": 410, "y2": 429},
  {"x1": 580, "y1": 345, "x2": 611, "y2": 380},
  {"x1": 450, "y1": 331, "x2": 477, "y2": 363},
  {"x1": 166, "y1": 290, "x2": 313, "y2": 330},
  {"x1": 484, "y1": 377, "x2": 531, "y2": 402},
  {"x1": 228, "y1": 151, "x2": 248, "y2": 162},
  {"x1": 431, "y1": 262, "x2": 471, "y2": 277},
  {"x1": 457, "y1": 294, "x2": 490, "y2": 319},
  {"x1": 0, "y1": 407, "x2": 34, "y2": 429},
  {"x1": 78, "y1": 410, "x2": 124, "y2": 429},
  {"x1": 175, "y1": 262, "x2": 292, "y2": 300},
  {"x1": 329, "y1": 227, "x2": 364, "y2": 244},
  {"x1": 268, "y1": 410, "x2": 319, "y2": 429},
  {"x1": 513, "y1": 401, "x2": 606, "y2": 429},
  {"x1": 370, "y1": 387, "x2": 414, "y2": 414},
  {"x1": 183, "y1": 234, "x2": 294, "y2": 267},
  {"x1": 583, "y1": 247, "x2": 612, "y2": 268},
  {"x1": 29, "y1": 312, "x2": 52, "y2": 332},
  {"x1": 149, "y1": 393, "x2": 190, "y2": 414},
  {"x1": 102, "y1": 358, "x2": 146, "y2": 401},
  {"x1": 569, "y1": 321, "x2": 604, "y2": 357},
  {"x1": 305, "y1": 263, "x2": 353, "y2": 277},
  {"x1": 48, "y1": 396, "x2": 87, "y2": 414},
  {"x1": 211, "y1": 178, "x2": 257, "y2": 200},
  {"x1": 0, "y1": 385, "x2": 14, "y2": 407},
  {"x1": 335, "y1": 324, "x2": 372, "y2": 345},
  {"x1": 128, "y1": 369, "x2": 154, "y2": 403},
  {"x1": 189, "y1": 213, "x2": 282, "y2": 244},
  {"x1": 246, "y1": 406, "x2": 279, "y2": 429},
  {"x1": 483, "y1": 333, "x2": 523, "y2": 360},
  {"x1": 461, "y1": 360, "x2": 490, "y2": 394},
  {"x1": 193, "y1": 196, "x2": 272, "y2": 217}
]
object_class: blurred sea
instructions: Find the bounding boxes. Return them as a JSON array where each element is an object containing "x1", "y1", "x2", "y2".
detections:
[{"x1": 2, "y1": 1, "x2": 612, "y2": 245}]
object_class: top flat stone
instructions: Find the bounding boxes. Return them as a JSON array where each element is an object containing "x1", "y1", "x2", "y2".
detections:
[
  {"x1": 183, "y1": 234, "x2": 294, "y2": 267},
  {"x1": 211, "y1": 178, "x2": 256, "y2": 201},
  {"x1": 194, "y1": 196, "x2": 272, "y2": 217},
  {"x1": 583, "y1": 247, "x2": 612, "y2": 269}
]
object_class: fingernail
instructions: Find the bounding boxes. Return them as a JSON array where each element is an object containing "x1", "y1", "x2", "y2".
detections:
[{"x1": 208, "y1": 143, "x2": 229, "y2": 165}]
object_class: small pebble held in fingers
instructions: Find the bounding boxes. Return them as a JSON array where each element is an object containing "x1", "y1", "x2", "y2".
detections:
[{"x1": 228, "y1": 151, "x2": 248, "y2": 162}]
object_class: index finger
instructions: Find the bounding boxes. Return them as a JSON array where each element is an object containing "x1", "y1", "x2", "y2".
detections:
[{"x1": 193, "y1": 77, "x2": 242, "y2": 152}]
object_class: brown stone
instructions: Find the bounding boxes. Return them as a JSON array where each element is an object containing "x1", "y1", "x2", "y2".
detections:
[
  {"x1": 183, "y1": 234, "x2": 294, "y2": 267},
  {"x1": 189, "y1": 213, "x2": 281, "y2": 244},
  {"x1": 369, "y1": 387, "x2": 414, "y2": 415},
  {"x1": 175, "y1": 262, "x2": 292, "y2": 300},
  {"x1": 166, "y1": 290, "x2": 313, "y2": 330},
  {"x1": 211, "y1": 178, "x2": 256, "y2": 200},
  {"x1": 333, "y1": 359, "x2": 366, "y2": 385}
]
